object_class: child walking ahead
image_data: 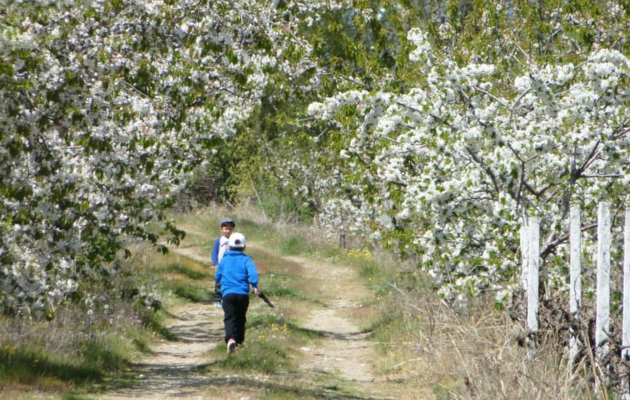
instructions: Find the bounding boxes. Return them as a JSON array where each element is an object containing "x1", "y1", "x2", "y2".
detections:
[
  {"x1": 215, "y1": 232, "x2": 260, "y2": 354},
  {"x1": 211, "y1": 218, "x2": 235, "y2": 307}
]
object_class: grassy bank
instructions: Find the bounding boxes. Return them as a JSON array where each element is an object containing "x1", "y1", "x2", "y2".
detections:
[
  {"x1": 0, "y1": 300, "x2": 167, "y2": 396},
  {"x1": 0, "y1": 251, "x2": 177, "y2": 397}
]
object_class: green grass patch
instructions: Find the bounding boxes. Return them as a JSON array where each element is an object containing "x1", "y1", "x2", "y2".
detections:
[
  {"x1": 258, "y1": 388, "x2": 320, "y2": 399},
  {"x1": 140, "y1": 309, "x2": 178, "y2": 341},
  {"x1": 160, "y1": 262, "x2": 211, "y2": 280},
  {"x1": 0, "y1": 345, "x2": 102, "y2": 385},
  {"x1": 263, "y1": 287, "x2": 304, "y2": 299},
  {"x1": 63, "y1": 395, "x2": 98, "y2": 400},
  {"x1": 212, "y1": 339, "x2": 293, "y2": 374},
  {"x1": 246, "y1": 312, "x2": 322, "y2": 339},
  {"x1": 358, "y1": 313, "x2": 396, "y2": 335},
  {"x1": 201, "y1": 312, "x2": 322, "y2": 375},
  {"x1": 279, "y1": 235, "x2": 310, "y2": 255},
  {"x1": 316, "y1": 246, "x2": 344, "y2": 262},
  {"x1": 132, "y1": 337, "x2": 152, "y2": 354},
  {"x1": 78, "y1": 335, "x2": 131, "y2": 372},
  {"x1": 163, "y1": 279, "x2": 214, "y2": 303},
  {"x1": 259, "y1": 391, "x2": 309, "y2": 399},
  {"x1": 262, "y1": 272, "x2": 305, "y2": 300},
  {"x1": 356, "y1": 259, "x2": 380, "y2": 280}
]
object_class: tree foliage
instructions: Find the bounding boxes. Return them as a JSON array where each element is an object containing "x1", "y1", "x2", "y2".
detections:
[
  {"x1": 304, "y1": 1, "x2": 630, "y2": 302},
  {"x1": 0, "y1": 0, "x2": 323, "y2": 316}
]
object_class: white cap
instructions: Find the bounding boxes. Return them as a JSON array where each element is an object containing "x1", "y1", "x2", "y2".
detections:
[{"x1": 229, "y1": 232, "x2": 246, "y2": 249}]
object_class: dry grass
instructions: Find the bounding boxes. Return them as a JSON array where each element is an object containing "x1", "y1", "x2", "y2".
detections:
[
  {"x1": 0, "y1": 244, "x2": 180, "y2": 392},
  {"x1": 0, "y1": 298, "x2": 148, "y2": 391},
  {"x1": 371, "y1": 285, "x2": 596, "y2": 400}
]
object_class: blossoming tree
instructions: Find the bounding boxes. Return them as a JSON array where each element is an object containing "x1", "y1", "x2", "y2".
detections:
[
  {"x1": 0, "y1": 0, "x2": 324, "y2": 316},
  {"x1": 307, "y1": 23, "x2": 630, "y2": 301}
]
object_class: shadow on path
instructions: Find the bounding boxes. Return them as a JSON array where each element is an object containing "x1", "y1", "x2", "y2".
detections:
[{"x1": 103, "y1": 368, "x2": 389, "y2": 400}]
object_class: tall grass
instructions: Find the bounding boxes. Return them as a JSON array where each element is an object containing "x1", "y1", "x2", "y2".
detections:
[
  {"x1": 0, "y1": 345, "x2": 102, "y2": 384},
  {"x1": 0, "y1": 302, "x2": 154, "y2": 390},
  {"x1": 370, "y1": 278, "x2": 595, "y2": 399},
  {"x1": 0, "y1": 245, "x2": 179, "y2": 393}
]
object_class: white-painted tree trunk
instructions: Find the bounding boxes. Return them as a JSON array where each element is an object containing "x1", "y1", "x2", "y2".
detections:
[
  {"x1": 596, "y1": 202, "x2": 611, "y2": 361},
  {"x1": 521, "y1": 219, "x2": 529, "y2": 292},
  {"x1": 622, "y1": 208, "x2": 630, "y2": 399},
  {"x1": 569, "y1": 204, "x2": 582, "y2": 366},
  {"x1": 527, "y1": 218, "x2": 540, "y2": 334}
]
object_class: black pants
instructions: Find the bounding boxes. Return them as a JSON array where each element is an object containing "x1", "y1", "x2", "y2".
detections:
[{"x1": 222, "y1": 293, "x2": 249, "y2": 344}]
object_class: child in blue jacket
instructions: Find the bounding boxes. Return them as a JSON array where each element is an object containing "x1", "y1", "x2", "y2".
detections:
[{"x1": 215, "y1": 232, "x2": 260, "y2": 354}]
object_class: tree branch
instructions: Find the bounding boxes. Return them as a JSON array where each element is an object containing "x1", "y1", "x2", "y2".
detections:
[{"x1": 465, "y1": 146, "x2": 500, "y2": 194}]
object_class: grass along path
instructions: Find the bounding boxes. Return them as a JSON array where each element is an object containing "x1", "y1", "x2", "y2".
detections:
[{"x1": 93, "y1": 224, "x2": 415, "y2": 399}]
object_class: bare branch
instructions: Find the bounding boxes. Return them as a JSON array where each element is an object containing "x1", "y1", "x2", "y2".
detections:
[
  {"x1": 540, "y1": 223, "x2": 597, "y2": 259},
  {"x1": 465, "y1": 146, "x2": 501, "y2": 194},
  {"x1": 581, "y1": 174, "x2": 624, "y2": 179},
  {"x1": 472, "y1": 86, "x2": 509, "y2": 108}
]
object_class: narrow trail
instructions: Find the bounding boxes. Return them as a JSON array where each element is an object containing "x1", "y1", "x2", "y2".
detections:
[
  {"x1": 99, "y1": 248, "x2": 225, "y2": 399},
  {"x1": 99, "y1": 228, "x2": 231, "y2": 399},
  {"x1": 96, "y1": 227, "x2": 412, "y2": 399},
  {"x1": 284, "y1": 256, "x2": 381, "y2": 391}
]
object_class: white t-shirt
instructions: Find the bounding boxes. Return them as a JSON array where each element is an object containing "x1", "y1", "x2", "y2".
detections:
[{"x1": 218, "y1": 236, "x2": 230, "y2": 263}]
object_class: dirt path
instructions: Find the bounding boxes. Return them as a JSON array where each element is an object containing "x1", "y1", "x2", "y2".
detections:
[
  {"x1": 284, "y1": 256, "x2": 380, "y2": 388},
  {"x1": 98, "y1": 238, "x2": 223, "y2": 400},
  {"x1": 96, "y1": 229, "x2": 407, "y2": 399},
  {"x1": 100, "y1": 295, "x2": 225, "y2": 399}
]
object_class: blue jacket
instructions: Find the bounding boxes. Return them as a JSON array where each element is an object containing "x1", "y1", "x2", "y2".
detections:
[{"x1": 215, "y1": 250, "x2": 259, "y2": 297}]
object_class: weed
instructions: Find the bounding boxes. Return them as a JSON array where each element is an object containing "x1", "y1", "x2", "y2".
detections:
[
  {"x1": 0, "y1": 345, "x2": 101, "y2": 385},
  {"x1": 160, "y1": 263, "x2": 211, "y2": 280},
  {"x1": 140, "y1": 310, "x2": 178, "y2": 341},
  {"x1": 163, "y1": 279, "x2": 213, "y2": 303},
  {"x1": 79, "y1": 336, "x2": 130, "y2": 372}
]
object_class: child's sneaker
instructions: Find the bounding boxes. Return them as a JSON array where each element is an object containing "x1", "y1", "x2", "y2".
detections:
[
  {"x1": 214, "y1": 301, "x2": 222, "y2": 309},
  {"x1": 227, "y1": 339, "x2": 237, "y2": 355}
]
